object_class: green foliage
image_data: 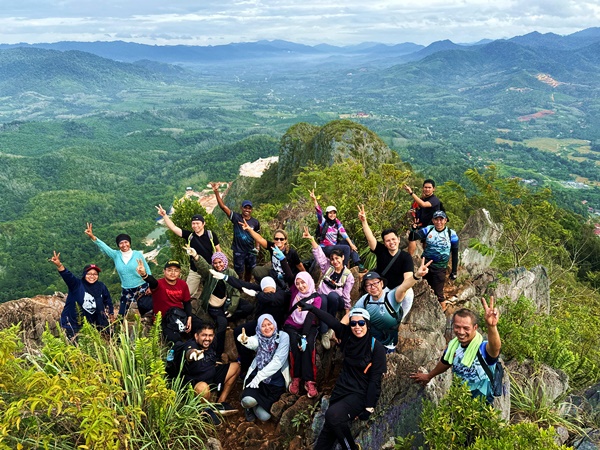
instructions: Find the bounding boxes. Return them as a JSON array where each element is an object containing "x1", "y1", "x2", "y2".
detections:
[
  {"x1": 416, "y1": 377, "x2": 570, "y2": 450},
  {"x1": 0, "y1": 320, "x2": 215, "y2": 449}
]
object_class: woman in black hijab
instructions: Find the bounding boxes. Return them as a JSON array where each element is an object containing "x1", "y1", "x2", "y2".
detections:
[{"x1": 296, "y1": 302, "x2": 386, "y2": 450}]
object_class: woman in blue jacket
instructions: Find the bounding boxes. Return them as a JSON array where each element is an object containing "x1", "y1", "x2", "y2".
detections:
[{"x1": 50, "y1": 251, "x2": 114, "y2": 339}]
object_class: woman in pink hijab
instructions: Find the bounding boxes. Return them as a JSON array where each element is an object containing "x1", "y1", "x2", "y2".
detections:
[{"x1": 283, "y1": 272, "x2": 322, "y2": 398}]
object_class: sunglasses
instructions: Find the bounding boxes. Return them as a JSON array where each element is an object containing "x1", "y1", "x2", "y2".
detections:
[
  {"x1": 350, "y1": 320, "x2": 366, "y2": 327},
  {"x1": 273, "y1": 237, "x2": 286, "y2": 241}
]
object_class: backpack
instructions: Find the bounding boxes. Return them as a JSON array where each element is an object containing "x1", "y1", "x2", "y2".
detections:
[
  {"x1": 164, "y1": 307, "x2": 188, "y2": 332},
  {"x1": 165, "y1": 340, "x2": 187, "y2": 379},
  {"x1": 315, "y1": 221, "x2": 342, "y2": 245},
  {"x1": 187, "y1": 229, "x2": 216, "y2": 254},
  {"x1": 476, "y1": 350, "x2": 506, "y2": 398},
  {"x1": 363, "y1": 291, "x2": 403, "y2": 325}
]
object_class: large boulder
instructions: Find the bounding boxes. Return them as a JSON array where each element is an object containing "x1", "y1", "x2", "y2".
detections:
[
  {"x1": 0, "y1": 293, "x2": 65, "y2": 340},
  {"x1": 458, "y1": 208, "x2": 503, "y2": 277},
  {"x1": 494, "y1": 265, "x2": 550, "y2": 313}
]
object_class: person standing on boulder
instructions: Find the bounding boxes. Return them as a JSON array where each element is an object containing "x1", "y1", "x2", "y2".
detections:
[
  {"x1": 410, "y1": 297, "x2": 501, "y2": 404},
  {"x1": 408, "y1": 210, "x2": 459, "y2": 310},
  {"x1": 404, "y1": 179, "x2": 441, "y2": 256},
  {"x1": 155, "y1": 204, "x2": 221, "y2": 300},
  {"x1": 49, "y1": 250, "x2": 114, "y2": 339},
  {"x1": 211, "y1": 182, "x2": 260, "y2": 281},
  {"x1": 358, "y1": 204, "x2": 414, "y2": 289},
  {"x1": 85, "y1": 223, "x2": 153, "y2": 317}
]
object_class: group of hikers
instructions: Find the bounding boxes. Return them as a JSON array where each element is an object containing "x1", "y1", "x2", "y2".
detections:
[{"x1": 50, "y1": 179, "x2": 501, "y2": 450}]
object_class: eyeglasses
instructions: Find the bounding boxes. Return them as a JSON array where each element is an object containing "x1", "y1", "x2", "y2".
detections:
[
  {"x1": 273, "y1": 237, "x2": 286, "y2": 241},
  {"x1": 86, "y1": 273, "x2": 99, "y2": 277},
  {"x1": 350, "y1": 320, "x2": 366, "y2": 327},
  {"x1": 364, "y1": 281, "x2": 381, "y2": 289}
]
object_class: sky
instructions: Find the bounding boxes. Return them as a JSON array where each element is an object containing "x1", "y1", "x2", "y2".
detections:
[{"x1": 0, "y1": 0, "x2": 598, "y2": 47}]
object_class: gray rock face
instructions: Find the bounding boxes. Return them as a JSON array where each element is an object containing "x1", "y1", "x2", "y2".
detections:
[
  {"x1": 494, "y1": 265, "x2": 551, "y2": 314},
  {"x1": 458, "y1": 208, "x2": 503, "y2": 277}
]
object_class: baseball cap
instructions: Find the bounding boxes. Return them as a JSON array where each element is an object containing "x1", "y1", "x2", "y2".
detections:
[
  {"x1": 325, "y1": 205, "x2": 337, "y2": 213},
  {"x1": 191, "y1": 214, "x2": 205, "y2": 222},
  {"x1": 432, "y1": 210, "x2": 448, "y2": 220},
  {"x1": 241, "y1": 200, "x2": 253, "y2": 208},
  {"x1": 349, "y1": 307, "x2": 371, "y2": 321},
  {"x1": 362, "y1": 271, "x2": 387, "y2": 289},
  {"x1": 164, "y1": 260, "x2": 181, "y2": 269}
]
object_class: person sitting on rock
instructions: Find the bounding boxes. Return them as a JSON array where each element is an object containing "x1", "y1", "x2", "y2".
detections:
[
  {"x1": 84, "y1": 222, "x2": 153, "y2": 317},
  {"x1": 296, "y1": 304, "x2": 386, "y2": 450},
  {"x1": 352, "y1": 258, "x2": 431, "y2": 353},
  {"x1": 303, "y1": 226, "x2": 354, "y2": 350},
  {"x1": 191, "y1": 249, "x2": 253, "y2": 359},
  {"x1": 182, "y1": 323, "x2": 240, "y2": 413},
  {"x1": 404, "y1": 179, "x2": 442, "y2": 256},
  {"x1": 410, "y1": 297, "x2": 501, "y2": 404},
  {"x1": 358, "y1": 205, "x2": 414, "y2": 289},
  {"x1": 135, "y1": 259, "x2": 203, "y2": 344},
  {"x1": 309, "y1": 189, "x2": 362, "y2": 269},
  {"x1": 156, "y1": 204, "x2": 221, "y2": 301},
  {"x1": 238, "y1": 314, "x2": 290, "y2": 422},
  {"x1": 238, "y1": 220, "x2": 304, "y2": 286},
  {"x1": 49, "y1": 251, "x2": 114, "y2": 339},
  {"x1": 211, "y1": 182, "x2": 260, "y2": 281},
  {"x1": 408, "y1": 210, "x2": 459, "y2": 310},
  {"x1": 283, "y1": 271, "x2": 322, "y2": 398},
  {"x1": 210, "y1": 262, "x2": 292, "y2": 374}
]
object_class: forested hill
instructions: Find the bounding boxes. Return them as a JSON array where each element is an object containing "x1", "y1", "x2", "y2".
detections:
[{"x1": 0, "y1": 47, "x2": 189, "y2": 96}]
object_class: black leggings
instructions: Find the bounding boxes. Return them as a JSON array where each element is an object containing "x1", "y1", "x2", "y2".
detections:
[
  {"x1": 314, "y1": 394, "x2": 364, "y2": 450},
  {"x1": 284, "y1": 325, "x2": 318, "y2": 381}
]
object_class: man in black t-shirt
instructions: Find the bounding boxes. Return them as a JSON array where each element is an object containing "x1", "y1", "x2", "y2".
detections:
[
  {"x1": 183, "y1": 323, "x2": 240, "y2": 404},
  {"x1": 358, "y1": 205, "x2": 414, "y2": 289},
  {"x1": 156, "y1": 205, "x2": 221, "y2": 300},
  {"x1": 404, "y1": 179, "x2": 441, "y2": 256},
  {"x1": 211, "y1": 182, "x2": 260, "y2": 281}
]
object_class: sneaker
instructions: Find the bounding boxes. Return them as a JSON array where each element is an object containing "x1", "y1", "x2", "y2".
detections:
[
  {"x1": 305, "y1": 381, "x2": 318, "y2": 398},
  {"x1": 215, "y1": 402, "x2": 238, "y2": 416},
  {"x1": 321, "y1": 329, "x2": 334, "y2": 350},
  {"x1": 289, "y1": 377, "x2": 301, "y2": 395},
  {"x1": 245, "y1": 407, "x2": 256, "y2": 423}
]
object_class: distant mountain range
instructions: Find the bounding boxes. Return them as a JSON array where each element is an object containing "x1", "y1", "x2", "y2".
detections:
[{"x1": 1, "y1": 27, "x2": 598, "y2": 67}]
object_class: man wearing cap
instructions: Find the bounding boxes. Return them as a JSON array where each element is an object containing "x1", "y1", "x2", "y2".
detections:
[
  {"x1": 155, "y1": 204, "x2": 221, "y2": 300},
  {"x1": 404, "y1": 179, "x2": 442, "y2": 256},
  {"x1": 211, "y1": 182, "x2": 260, "y2": 281},
  {"x1": 353, "y1": 257, "x2": 431, "y2": 352},
  {"x1": 309, "y1": 189, "x2": 361, "y2": 268},
  {"x1": 85, "y1": 223, "x2": 153, "y2": 317},
  {"x1": 358, "y1": 204, "x2": 414, "y2": 289},
  {"x1": 408, "y1": 210, "x2": 459, "y2": 310},
  {"x1": 136, "y1": 259, "x2": 203, "y2": 343}
]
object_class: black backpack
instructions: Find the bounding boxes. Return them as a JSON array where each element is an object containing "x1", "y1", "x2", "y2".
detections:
[
  {"x1": 476, "y1": 351, "x2": 506, "y2": 398},
  {"x1": 315, "y1": 221, "x2": 341, "y2": 244}
]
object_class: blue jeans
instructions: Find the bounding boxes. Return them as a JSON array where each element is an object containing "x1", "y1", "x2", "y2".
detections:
[{"x1": 319, "y1": 292, "x2": 344, "y2": 334}]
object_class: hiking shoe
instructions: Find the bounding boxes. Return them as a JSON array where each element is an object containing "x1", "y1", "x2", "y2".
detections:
[
  {"x1": 289, "y1": 377, "x2": 301, "y2": 395},
  {"x1": 215, "y1": 402, "x2": 238, "y2": 416},
  {"x1": 305, "y1": 381, "x2": 318, "y2": 398},
  {"x1": 321, "y1": 329, "x2": 334, "y2": 350},
  {"x1": 245, "y1": 408, "x2": 256, "y2": 423}
]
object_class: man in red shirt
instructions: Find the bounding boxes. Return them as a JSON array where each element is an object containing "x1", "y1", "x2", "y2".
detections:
[{"x1": 136, "y1": 259, "x2": 203, "y2": 343}]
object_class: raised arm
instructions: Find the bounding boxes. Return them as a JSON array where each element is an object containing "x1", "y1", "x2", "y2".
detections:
[
  {"x1": 404, "y1": 185, "x2": 433, "y2": 208},
  {"x1": 302, "y1": 226, "x2": 319, "y2": 249},
  {"x1": 482, "y1": 296, "x2": 501, "y2": 358},
  {"x1": 156, "y1": 204, "x2": 183, "y2": 238},
  {"x1": 394, "y1": 258, "x2": 432, "y2": 304},
  {"x1": 239, "y1": 218, "x2": 268, "y2": 248},
  {"x1": 358, "y1": 205, "x2": 377, "y2": 251},
  {"x1": 211, "y1": 182, "x2": 232, "y2": 217}
]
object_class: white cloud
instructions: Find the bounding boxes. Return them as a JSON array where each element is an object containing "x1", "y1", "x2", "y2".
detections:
[{"x1": 0, "y1": 0, "x2": 597, "y2": 46}]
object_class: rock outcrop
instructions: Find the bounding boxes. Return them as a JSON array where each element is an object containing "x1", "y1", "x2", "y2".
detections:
[
  {"x1": 0, "y1": 293, "x2": 64, "y2": 340},
  {"x1": 458, "y1": 208, "x2": 503, "y2": 276}
]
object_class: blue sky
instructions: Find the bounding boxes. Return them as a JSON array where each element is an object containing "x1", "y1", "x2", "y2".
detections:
[{"x1": 1, "y1": 0, "x2": 597, "y2": 46}]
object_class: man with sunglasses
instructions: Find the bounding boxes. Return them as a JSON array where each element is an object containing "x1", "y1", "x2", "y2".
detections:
[{"x1": 352, "y1": 258, "x2": 431, "y2": 352}]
